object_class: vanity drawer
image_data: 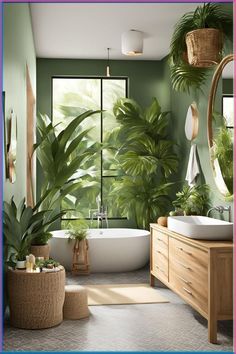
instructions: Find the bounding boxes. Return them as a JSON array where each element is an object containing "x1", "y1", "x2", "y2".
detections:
[
  {"x1": 152, "y1": 251, "x2": 168, "y2": 282},
  {"x1": 152, "y1": 229, "x2": 168, "y2": 255},
  {"x1": 169, "y1": 265, "x2": 208, "y2": 314},
  {"x1": 169, "y1": 237, "x2": 208, "y2": 272}
]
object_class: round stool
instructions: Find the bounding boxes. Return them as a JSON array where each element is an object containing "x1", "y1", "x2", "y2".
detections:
[{"x1": 63, "y1": 285, "x2": 90, "y2": 320}]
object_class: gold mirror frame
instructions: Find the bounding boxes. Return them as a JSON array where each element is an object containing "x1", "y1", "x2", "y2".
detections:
[{"x1": 207, "y1": 54, "x2": 234, "y2": 198}]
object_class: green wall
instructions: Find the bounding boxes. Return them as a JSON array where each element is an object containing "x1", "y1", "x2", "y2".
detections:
[
  {"x1": 169, "y1": 67, "x2": 234, "y2": 220},
  {"x1": 3, "y1": 4, "x2": 36, "y2": 204},
  {"x1": 37, "y1": 54, "x2": 233, "y2": 226},
  {"x1": 36, "y1": 58, "x2": 171, "y2": 228}
]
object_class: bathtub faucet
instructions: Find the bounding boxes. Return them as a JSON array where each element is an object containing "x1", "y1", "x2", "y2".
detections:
[{"x1": 89, "y1": 204, "x2": 109, "y2": 228}]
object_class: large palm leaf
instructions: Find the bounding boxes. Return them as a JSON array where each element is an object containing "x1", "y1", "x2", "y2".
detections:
[
  {"x1": 35, "y1": 111, "x2": 101, "y2": 210},
  {"x1": 110, "y1": 177, "x2": 173, "y2": 229}
]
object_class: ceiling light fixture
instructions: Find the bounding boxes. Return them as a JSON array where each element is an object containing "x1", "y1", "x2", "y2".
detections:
[
  {"x1": 122, "y1": 30, "x2": 143, "y2": 56},
  {"x1": 106, "y1": 48, "x2": 111, "y2": 77}
]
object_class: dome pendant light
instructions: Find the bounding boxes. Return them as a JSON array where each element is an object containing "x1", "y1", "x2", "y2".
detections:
[
  {"x1": 106, "y1": 48, "x2": 111, "y2": 77},
  {"x1": 122, "y1": 30, "x2": 143, "y2": 56}
]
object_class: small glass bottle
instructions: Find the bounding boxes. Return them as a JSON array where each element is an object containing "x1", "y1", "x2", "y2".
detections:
[{"x1": 25, "y1": 256, "x2": 32, "y2": 272}]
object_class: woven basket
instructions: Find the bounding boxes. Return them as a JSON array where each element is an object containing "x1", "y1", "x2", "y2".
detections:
[
  {"x1": 186, "y1": 28, "x2": 222, "y2": 67},
  {"x1": 7, "y1": 267, "x2": 65, "y2": 329},
  {"x1": 30, "y1": 244, "x2": 50, "y2": 260}
]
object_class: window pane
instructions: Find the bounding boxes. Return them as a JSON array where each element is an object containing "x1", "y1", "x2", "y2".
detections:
[
  {"x1": 53, "y1": 78, "x2": 101, "y2": 218},
  {"x1": 52, "y1": 77, "x2": 127, "y2": 220},
  {"x1": 102, "y1": 79, "x2": 126, "y2": 177},
  {"x1": 102, "y1": 177, "x2": 126, "y2": 218}
]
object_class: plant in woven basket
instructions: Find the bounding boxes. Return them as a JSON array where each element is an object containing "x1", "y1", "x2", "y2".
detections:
[
  {"x1": 3, "y1": 197, "x2": 66, "y2": 267},
  {"x1": 67, "y1": 220, "x2": 90, "y2": 275},
  {"x1": 172, "y1": 184, "x2": 211, "y2": 216},
  {"x1": 169, "y1": 3, "x2": 233, "y2": 92}
]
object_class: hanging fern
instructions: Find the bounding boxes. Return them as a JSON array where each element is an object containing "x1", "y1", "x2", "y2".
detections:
[{"x1": 169, "y1": 3, "x2": 233, "y2": 92}]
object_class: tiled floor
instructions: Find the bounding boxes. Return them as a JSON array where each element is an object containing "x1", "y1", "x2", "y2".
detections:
[{"x1": 4, "y1": 266, "x2": 233, "y2": 352}]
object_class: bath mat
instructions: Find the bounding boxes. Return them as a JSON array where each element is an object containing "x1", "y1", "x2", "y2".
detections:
[{"x1": 83, "y1": 283, "x2": 169, "y2": 306}]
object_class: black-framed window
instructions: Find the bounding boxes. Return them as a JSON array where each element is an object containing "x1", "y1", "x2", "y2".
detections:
[
  {"x1": 52, "y1": 76, "x2": 128, "y2": 220},
  {"x1": 222, "y1": 94, "x2": 234, "y2": 129}
]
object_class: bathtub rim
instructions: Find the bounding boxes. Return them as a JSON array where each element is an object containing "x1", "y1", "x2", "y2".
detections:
[{"x1": 50, "y1": 228, "x2": 150, "y2": 240}]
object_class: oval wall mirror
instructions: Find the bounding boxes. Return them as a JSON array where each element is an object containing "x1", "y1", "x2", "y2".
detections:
[
  {"x1": 185, "y1": 102, "x2": 199, "y2": 141},
  {"x1": 207, "y1": 54, "x2": 234, "y2": 199}
]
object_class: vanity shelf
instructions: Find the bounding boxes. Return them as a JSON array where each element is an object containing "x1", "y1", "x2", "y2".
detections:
[{"x1": 150, "y1": 223, "x2": 233, "y2": 344}]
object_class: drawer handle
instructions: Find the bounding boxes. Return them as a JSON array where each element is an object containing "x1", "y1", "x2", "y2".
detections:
[
  {"x1": 156, "y1": 265, "x2": 165, "y2": 275},
  {"x1": 183, "y1": 287, "x2": 193, "y2": 296},
  {"x1": 177, "y1": 261, "x2": 191, "y2": 270},
  {"x1": 157, "y1": 238, "x2": 164, "y2": 242},
  {"x1": 177, "y1": 275, "x2": 191, "y2": 285},
  {"x1": 177, "y1": 246, "x2": 192, "y2": 256}
]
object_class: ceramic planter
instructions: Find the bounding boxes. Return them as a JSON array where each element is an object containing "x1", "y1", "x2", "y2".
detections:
[{"x1": 16, "y1": 260, "x2": 26, "y2": 269}]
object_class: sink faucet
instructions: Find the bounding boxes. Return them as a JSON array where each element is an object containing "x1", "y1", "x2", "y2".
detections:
[{"x1": 207, "y1": 205, "x2": 231, "y2": 222}]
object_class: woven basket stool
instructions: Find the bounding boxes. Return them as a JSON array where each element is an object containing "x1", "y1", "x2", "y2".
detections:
[
  {"x1": 7, "y1": 267, "x2": 65, "y2": 329},
  {"x1": 63, "y1": 285, "x2": 90, "y2": 320}
]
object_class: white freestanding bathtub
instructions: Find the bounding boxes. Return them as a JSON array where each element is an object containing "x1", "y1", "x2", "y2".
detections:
[{"x1": 49, "y1": 228, "x2": 150, "y2": 272}]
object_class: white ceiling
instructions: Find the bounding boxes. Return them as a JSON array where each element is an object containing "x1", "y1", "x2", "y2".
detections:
[{"x1": 30, "y1": 3, "x2": 202, "y2": 60}]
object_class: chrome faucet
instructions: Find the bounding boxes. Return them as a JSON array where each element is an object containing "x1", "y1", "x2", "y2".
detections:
[
  {"x1": 89, "y1": 195, "x2": 109, "y2": 228},
  {"x1": 207, "y1": 205, "x2": 231, "y2": 222}
]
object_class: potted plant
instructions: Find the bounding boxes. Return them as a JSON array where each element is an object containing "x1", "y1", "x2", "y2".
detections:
[
  {"x1": 3, "y1": 198, "x2": 65, "y2": 267},
  {"x1": 105, "y1": 97, "x2": 179, "y2": 230},
  {"x1": 30, "y1": 233, "x2": 53, "y2": 260},
  {"x1": 67, "y1": 221, "x2": 89, "y2": 275},
  {"x1": 169, "y1": 3, "x2": 233, "y2": 91},
  {"x1": 29, "y1": 110, "x2": 100, "y2": 256},
  {"x1": 172, "y1": 184, "x2": 211, "y2": 216}
]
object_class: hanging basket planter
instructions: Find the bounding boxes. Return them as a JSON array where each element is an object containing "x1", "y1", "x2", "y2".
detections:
[{"x1": 186, "y1": 28, "x2": 223, "y2": 68}]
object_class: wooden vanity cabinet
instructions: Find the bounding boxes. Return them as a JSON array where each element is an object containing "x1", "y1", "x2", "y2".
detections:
[{"x1": 150, "y1": 224, "x2": 233, "y2": 344}]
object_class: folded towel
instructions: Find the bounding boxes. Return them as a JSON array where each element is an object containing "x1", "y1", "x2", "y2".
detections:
[{"x1": 185, "y1": 144, "x2": 200, "y2": 187}]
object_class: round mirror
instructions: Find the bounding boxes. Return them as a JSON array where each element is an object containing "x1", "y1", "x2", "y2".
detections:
[{"x1": 207, "y1": 54, "x2": 234, "y2": 198}]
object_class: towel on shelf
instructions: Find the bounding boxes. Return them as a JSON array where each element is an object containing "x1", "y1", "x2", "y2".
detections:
[{"x1": 185, "y1": 144, "x2": 200, "y2": 187}]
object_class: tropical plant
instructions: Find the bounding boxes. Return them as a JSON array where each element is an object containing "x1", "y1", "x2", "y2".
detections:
[
  {"x1": 169, "y1": 3, "x2": 233, "y2": 92},
  {"x1": 3, "y1": 198, "x2": 66, "y2": 267},
  {"x1": 213, "y1": 126, "x2": 233, "y2": 195},
  {"x1": 34, "y1": 111, "x2": 101, "y2": 213},
  {"x1": 35, "y1": 258, "x2": 60, "y2": 269},
  {"x1": 106, "y1": 97, "x2": 179, "y2": 229},
  {"x1": 172, "y1": 184, "x2": 211, "y2": 215},
  {"x1": 66, "y1": 219, "x2": 89, "y2": 243}
]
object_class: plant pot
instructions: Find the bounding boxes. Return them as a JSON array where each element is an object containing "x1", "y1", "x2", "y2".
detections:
[
  {"x1": 186, "y1": 28, "x2": 223, "y2": 68},
  {"x1": 16, "y1": 260, "x2": 26, "y2": 269},
  {"x1": 30, "y1": 244, "x2": 50, "y2": 260}
]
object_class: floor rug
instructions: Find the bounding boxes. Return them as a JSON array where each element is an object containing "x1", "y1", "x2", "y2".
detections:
[{"x1": 84, "y1": 283, "x2": 169, "y2": 305}]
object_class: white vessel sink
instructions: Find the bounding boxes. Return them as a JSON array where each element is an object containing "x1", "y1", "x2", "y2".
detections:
[{"x1": 167, "y1": 216, "x2": 233, "y2": 240}]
